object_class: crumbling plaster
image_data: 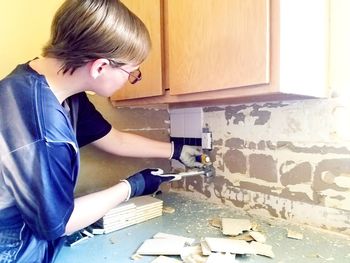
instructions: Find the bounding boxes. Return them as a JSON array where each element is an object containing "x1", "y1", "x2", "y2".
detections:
[{"x1": 179, "y1": 98, "x2": 350, "y2": 235}]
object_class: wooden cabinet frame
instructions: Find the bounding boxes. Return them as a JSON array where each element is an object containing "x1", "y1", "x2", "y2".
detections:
[{"x1": 111, "y1": 0, "x2": 330, "y2": 107}]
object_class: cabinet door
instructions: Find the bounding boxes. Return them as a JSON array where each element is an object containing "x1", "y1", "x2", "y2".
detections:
[
  {"x1": 164, "y1": 0, "x2": 270, "y2": 95},
  {"x1": 110, "y1": 0, "x2": 163, "y2": 101}
]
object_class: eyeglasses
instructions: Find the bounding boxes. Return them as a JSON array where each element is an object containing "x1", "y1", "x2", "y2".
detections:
[
  {"x1": 107, "y1": 59, "x2": 142, "y2": 84},
  {"x1": 118, "y1": 67, "x2": 142, "y2": 84}
]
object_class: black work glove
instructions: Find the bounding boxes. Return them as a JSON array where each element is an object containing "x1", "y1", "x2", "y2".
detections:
[
  {"x1": 171, "y1": 141, "x2": 203, "y2": 168},
  {"x1": 125, "y1": 168, "x2": 174, "y2": 199}
]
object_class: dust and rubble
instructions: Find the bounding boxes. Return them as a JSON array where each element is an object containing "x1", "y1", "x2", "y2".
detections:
[{"x1": 131, "y1": 191, "x2": 350, "y2": 262}]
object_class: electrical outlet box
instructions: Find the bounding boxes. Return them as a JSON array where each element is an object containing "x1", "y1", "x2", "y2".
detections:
[{"x1": 202, "y1": 128, "x2": 212, "y2": 150}]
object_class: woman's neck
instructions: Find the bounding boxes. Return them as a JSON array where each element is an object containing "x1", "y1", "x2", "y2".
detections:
[{"x1": 29, "y1": 57, "x2": 89, "y2": 103}]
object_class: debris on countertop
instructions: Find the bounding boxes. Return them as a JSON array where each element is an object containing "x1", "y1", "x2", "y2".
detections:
[
  {"x1": 56, "y1": 191, "x2": 350, "y2": 263},
  {"x1": 287, "y1": 229, "x2": 304, "y2": 240},
  {"x1": 163, "y1": 206, "x2": 176, "y2": 214}
]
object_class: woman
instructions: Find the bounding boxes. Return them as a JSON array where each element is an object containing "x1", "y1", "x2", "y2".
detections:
[{"x1": 0, "y1": 0, "x2": 201, "y2": 262}]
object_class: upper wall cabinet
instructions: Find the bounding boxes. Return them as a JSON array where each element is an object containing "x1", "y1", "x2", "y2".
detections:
[
  {"x1": 111, "y1": 0, "x2": 163, "y2": 101},
  {"x1": 164, "y1": 0, "x2": 270, "y2": 95},
  {"x1": 111, "y1": 0, "x2": 330, "y2": 106}
]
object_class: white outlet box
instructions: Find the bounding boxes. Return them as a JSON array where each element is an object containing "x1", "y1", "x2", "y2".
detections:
[{"x1": 202, "y1": 130, "x2": 212, "y2": 150}]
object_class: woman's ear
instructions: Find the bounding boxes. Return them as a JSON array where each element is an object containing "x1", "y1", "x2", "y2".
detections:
[{"x1": 89, "y1": 58, "x2": 110, "y2": 79}]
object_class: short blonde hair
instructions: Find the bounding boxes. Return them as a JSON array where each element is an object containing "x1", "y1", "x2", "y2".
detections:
[{"x1": 43, "y1": 0, "x2": 151, "y2": 74}]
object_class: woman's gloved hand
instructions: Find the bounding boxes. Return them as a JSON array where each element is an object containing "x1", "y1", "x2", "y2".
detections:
[
  {"x1": 171, "y1": 142, "x2": 203, "y2": 168},
  {"x1": 124, "y1": 168, "x2": 174, "y2": 200}
]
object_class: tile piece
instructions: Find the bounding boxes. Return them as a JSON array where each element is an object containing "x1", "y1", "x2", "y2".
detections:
[
  {"x1": 184, "y1": 109, "x2": 203, "y2": 138},
  {"x1": 250, "y1": 241, "x2": 275, "y2": 258},
  {"x1": 169, "y1": 107, "x2": 203, "y2": 138},
  {"x1": 205, "y1": 237, "x2": 255, "y2": 255},
  {"x1": 230, "y1": 232, "x2": 254, "y2": 242},
  {"x1": 180, "y1": 245, "x2": 207, "y2": 263},
  {"x1": 208, "y1": 218, "x2": 222, "y2": 229},
  {"x1": 221, "y1": 218, "x2": 252, "y2": 236},
  {"x1": 249, "y1": 231, "x2": 267, "y2": 243},
  {"x1": 200, "y1": 240, "x2": 211, "y2": 256},
  {"x1": 151, "y1": 255, "x2": 182, "y2": 263},
  {"x1": 163, "y1": 206, "x2": 175, "y2": 214},
  {"x1": 206, "y1": 252, "x2": 237, "y2": 263},
  {"x1": 136, "y1": 239, "x2": 186, "y2": 255},
  {"x1": 170, "y1": 111, "x2": 185, "y2": 137},
  {"x1": 93, "y1": 196, "x2": 163, "y2": 234},
  {"x1": 287, "y1": 229, "x2": 304, "y2": 240},
  {"x1": 153, "y1": 232, "x2": 195, "y2": 245},
  {"x1": 130, "y1": 254, "x2": 143, "y2": 260}
]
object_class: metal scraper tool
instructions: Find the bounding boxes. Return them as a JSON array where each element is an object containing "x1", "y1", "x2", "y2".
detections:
[{"x1": 159, "y1": 165, "x2": 215, "y2": 181}]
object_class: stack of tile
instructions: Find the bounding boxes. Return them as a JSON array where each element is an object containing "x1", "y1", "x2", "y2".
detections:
[{"x1": 92, "y1": 196, "x2": 163, "y2": 234}]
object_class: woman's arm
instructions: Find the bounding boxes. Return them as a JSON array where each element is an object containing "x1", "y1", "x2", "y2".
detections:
[
  {"x1": 64, "y1": 168, "x2": 174, "y2": 235},
  {"x1": 91, "y1": 128, "x2": 173, "y2": 159},
  {"x1": 64, "y1": 181, "x2": 129, "y2": 235}
]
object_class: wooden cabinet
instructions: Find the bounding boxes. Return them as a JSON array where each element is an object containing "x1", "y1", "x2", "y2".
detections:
[
  {"x1": 111, "y1": 0, "x2": 330, "y2": 107},
  {"x1": 110, "y1": 0, "x2": 163, "y2": 101},
  {"x1": 164, "y1": 0, "x2": 269, "y2": 95},
  {"x1": 112, "y1": 0, "x2": 269, "y2": 103}
]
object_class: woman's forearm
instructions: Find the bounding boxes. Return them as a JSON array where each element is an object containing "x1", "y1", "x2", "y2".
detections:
[
  {"x1": 92, "y1": 128, "x2": 173, "y2": 159},
  {"x1": 64, "y1": 181, "x2": 129, "y2": 235}
]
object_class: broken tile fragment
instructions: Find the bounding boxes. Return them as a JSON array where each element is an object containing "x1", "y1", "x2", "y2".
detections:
[
  {"x1": 250, "y1": 241, "x2": 275, "y2": 258},
  {"x1": 180, "y1": 245, "x2": 207, "y2": 263},
  {"x1": 251, "y1": 222, "x2": 259, "y2": 231},
  {"x1": 153, "y1": 232, "x2": 195, "y2": 245},
  {"x1": 287, "y1": 230, "x2": 304, "y2": 240},
  {"x1": 208, "y1": 217, "x2": 222, "y2": 229},
  {"x1": 205, "y1": 237, "x2": 255, "y2": 255},
  {"x1": 222, "y1": 218, "x2": 252, "y2": 236},
  {"x1": 151, "y1": 255, "x2": 182, "y2": 263},
  {"x1": 230, "y1": 232, "x2": 254, "y2": 242},
  {"x1": 206, "y1": 252, "x2": 237, "y2": 263},
  {"x1": 136, "y1": 238, "x2": 186, "y2": 255},
  {"x1": 130, "y1": 254, "x2": 143, "y2": 260},
  {"x1": 163, "y1": 206, "x2": 175, "y2": 214},
  {"x1": 200, "y1": 240, "x2": 211, "y2": 256},
  {"x1": 249, "y1": 231, "x2": 267, "y2": 243}
]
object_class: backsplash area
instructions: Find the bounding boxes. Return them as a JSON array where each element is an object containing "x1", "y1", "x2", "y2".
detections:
[{"x1": 172, "y1": 98, "x2": 350, "y2": 235}]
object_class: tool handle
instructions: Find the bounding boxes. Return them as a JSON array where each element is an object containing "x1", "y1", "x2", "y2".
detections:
[{"x1": 158, "y1": 170, "x2": 205, "y2": 181}]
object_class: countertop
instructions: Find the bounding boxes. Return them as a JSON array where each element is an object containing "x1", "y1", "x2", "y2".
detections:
[{"x1": 55, "y1": 191, "x2": 350, "y2": 263}]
